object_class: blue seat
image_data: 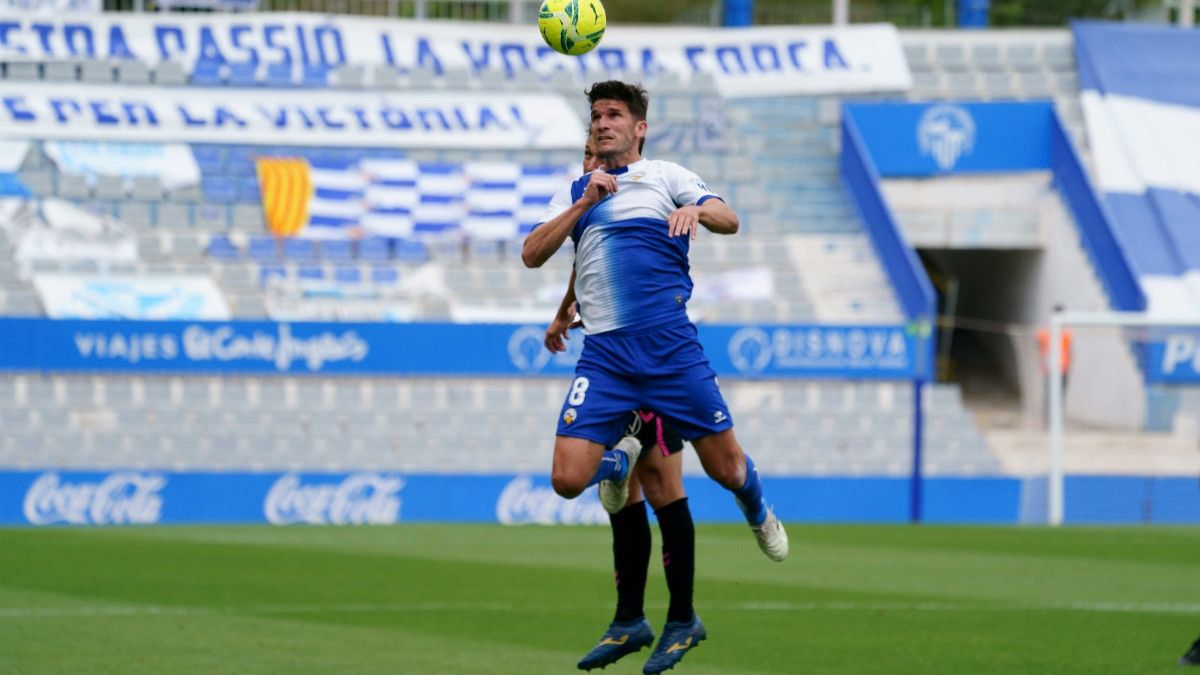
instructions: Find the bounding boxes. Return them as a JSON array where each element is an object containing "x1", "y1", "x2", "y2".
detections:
[
  {"x1": 202, "y1": 177, "x2": 237, "y2": 203},
  {"x1": 333, "y1": 265, "x2": 362, "y2": 283},
  {"x1": 300, "y1": 64, "x2": 329, "y2": 87},
  {"x1": 282, "y1": 237, "x2": 317, "y2": 261},
  {"x1": 258, "y1": 264, "x2": 288, "y2": 286},
  {"x1": 357, "y1": 237, "x2": 392, "y2": 261},
  {"x1": 320, "y1": 239, "x2": 354, "y2": 261},
  {"x1": 206, "y1": 235, "x2": 241, "y2": 260},
  {"x1": 236, "y1": 181, "x2": 261, "y2": 204},
  {"x1": 192, "y1": 145, "x2": 226, "y2": 174},
  {"x1": 264, "y1": 61, "x2": 295, "y2": 87},
  {"x1": 370, "y1": 266, "x2": 399, "y2": 284},
  {"x1": 191, "y1": 60, "x2": 224, "y2": 86},
  {"x1": 248, "y1": 236, "x2": 279, "y2": 261},
  {"x1": 296, "y1": 264, "x2": 324, "y2": 281},
  {"x1": 227, "y1": 61, "x2": 258, "y2": 87},
  {"x1": 393, "y1": 239, "x2": 429, "y2": 263}
]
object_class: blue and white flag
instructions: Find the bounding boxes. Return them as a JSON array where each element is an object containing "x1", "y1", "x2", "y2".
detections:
[
  {"x1": 261, "y1": 157, "x2": 571, "y2": 240},
  {"x1": 1074, "y1": 21, "x2": 1200, "y2": 318}
]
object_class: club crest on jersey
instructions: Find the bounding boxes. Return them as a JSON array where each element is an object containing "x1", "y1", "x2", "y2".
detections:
[
  {"x1": 627, "y1": 172, "x2": 646, "y2": 182},
  {"x1": 713, "y1": 410, "x2": 727, "y2": 423},
  {"x1": 563, "y1": 408, "x2": 578, "y2": 425}
]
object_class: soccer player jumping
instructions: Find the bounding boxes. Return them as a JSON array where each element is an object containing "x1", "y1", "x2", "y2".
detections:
[{"x1": 523, "y1": 80, "x2": 788, "y2": 672}]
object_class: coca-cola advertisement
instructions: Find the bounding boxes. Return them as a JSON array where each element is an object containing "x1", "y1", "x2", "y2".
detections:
[
  {"x1": 0, "y1": 470, "x2": 780, "y2": 526},
  {"x1": 21, "y1": 472, "x2": 166, "y2": 525},
  {"x1": 264, "y1": 473, "x2": 404, "y2": 525}
]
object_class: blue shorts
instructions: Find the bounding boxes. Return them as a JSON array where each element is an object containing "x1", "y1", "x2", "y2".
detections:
[{"x1": 555, "y1": 321, "x2": 733, "y2": 447}]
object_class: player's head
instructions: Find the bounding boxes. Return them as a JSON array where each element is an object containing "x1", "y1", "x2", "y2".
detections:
[
  {"x1": 583, "y1": 134, "x2": 602, "y2": 173},
  {"x1": 586, "y1": 80, "x2": 648, "y2": 162}
]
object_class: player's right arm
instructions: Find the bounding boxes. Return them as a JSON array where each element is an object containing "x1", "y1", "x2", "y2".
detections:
[
  {"x1": 521, "y1": 170, "x2": 617, "y2": 268},
  {"x1": 544, "y1": 267, "x2": 579, "y2": 353}
]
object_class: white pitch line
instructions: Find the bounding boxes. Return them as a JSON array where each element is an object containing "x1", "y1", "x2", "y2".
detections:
[{"x1": 2, "y1": 599, "x2": 1198, "y2": 619}]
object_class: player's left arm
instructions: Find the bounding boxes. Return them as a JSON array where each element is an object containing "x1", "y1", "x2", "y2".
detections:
[
  {"x1": 668, "y1": 198, "x2": 739, "y2": 238},
  {"x1": 665, "y1": 163, "x2": 739, "y2": 239}
]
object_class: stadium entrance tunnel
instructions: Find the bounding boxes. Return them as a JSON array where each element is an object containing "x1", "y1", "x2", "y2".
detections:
[{"x1": 917, "y1": 247, "x2": 1044, "y2": 413}]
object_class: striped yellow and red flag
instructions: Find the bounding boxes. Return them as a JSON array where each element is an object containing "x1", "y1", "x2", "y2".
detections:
[{"x1": 255, "y1": 157, "x2": 313, "y2": 238}]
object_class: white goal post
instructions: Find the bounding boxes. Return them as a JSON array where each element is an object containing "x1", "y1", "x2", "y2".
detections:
[{"x1": 1048, "y1": 310, "x2": 1200, "y2": 525}]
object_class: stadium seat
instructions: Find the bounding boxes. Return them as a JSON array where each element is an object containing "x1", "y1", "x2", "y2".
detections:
[
  {"x1": 393, "y1": 239, "x2": 429, "y2": 263},
  {"x1": 300, "y1": 64, "x2": 330, "y2": 87},
  {"x1": 191, "y1": 59, "x2": 225, "y2": 86},
  {"x1": 194, "y1": 203, "x2": 228, "y2": 230},
  {"x1": 114, "y1": 60, "x2": 150, "y2": 85},
  {"x1": 1042, "y1": 43, "x2": 1074, "y2": 71},
  {"x1": 903, "y1": 43, "x2": 931, "y2": 72},
  {"x1": 332, "y1": 64, "x2": 366, "y2": 88},
  {"x1": 970, "y1": 44, "x2": 1005, "y2": 71},
  {"x1": 42, "y1": 61, "x2": 79, "y2": 82},
  {"x1": 296, "y1": 264, "x2": 325, "y2": 281},
  {"x1": 263, "y1": 62, "x2": 295, "y2": 87},
  {"x1": 94, "y1": 175, "x2": 128, "y2": 200},
  {"x1": 18, "y1": 171, "x2": 54, "y2": 198},
  {"x1": 119, "y1": 202, "x2": 154, "y2": 230},
  {"x1": 282, "y1": 238, "x2": 318, "y2": 261},
  {"x1": 152, "y1": 60, "x2": 188, "y2": 86},
  {"x1": 78, "y1": 60, "x2": 114, "y2": 83},
  {"x1": 371, "y1": 65, "x2": 401, "y2": 89},
  {"x1": 166, "y1": 183, "x2": 203, "y2": 203},
  {"x1": 207, "y1": 234, "x2": 241, "y2": 260},
  {"x1": 226, "y1": 61, "x2": 259, "y2": 87},
  {"x1": 129, "y1": 176, "x2": 165, "y2": 202},
  {"x1": 1005, "y1": 43, "x2": 1039, "y2": 72},
  {"x1": 333, "y1": 265, "x2": 362, "y2": 283},
  {"x1": 248, "y1": 236, "x2": 280, "y2": 261},
  {"x1": 155, "y1": 202, "x2": 192, "y2": 227},
  {"x1": 370, "y1": 266, "x2": 399, "y2": 284},
  {"x1": 236, "y1": 181, "x2": 261, "y2": 203},
  {"x1": 257, "y1": 263, "x2": 288, "y2": 286},
  {"x1": 191, "y1": 145, "x2": 226, "y2": 174},
  {"x1": 202, "y1": 176, "x2": 237, "y2": 201},
  {"x1": 55, "y1": 173, "x2": 92, "y2": 200},
  {"x1": 934, "y1": 44, "x2": 968, "y2": 71},
  {"x1": 230, "y1": 203, "x2": 264, "y2": 230},
  {"x1": 357, "y1": 237, "x2": 392, "y2": 261},
  {"x1": 4, "y1": 62, "x2": 40, "y2": 81},
  {"x1": 319, "y1": 239, "x2": 354, "y2": 261}
]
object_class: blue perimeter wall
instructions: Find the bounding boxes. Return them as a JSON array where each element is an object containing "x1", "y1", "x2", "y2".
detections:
[{"x1": 4, "y1": 471, "x2": 1197, "y2": 526}]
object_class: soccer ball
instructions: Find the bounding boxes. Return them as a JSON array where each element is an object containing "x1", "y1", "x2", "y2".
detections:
[{"x1": 537, "y1": 0, "x2": 606, "y2": 56}]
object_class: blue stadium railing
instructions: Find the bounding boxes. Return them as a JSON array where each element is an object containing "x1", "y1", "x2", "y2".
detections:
[
  {"x1": 1048, "y1": 113, "x2": 1146, "y2": 312},
  {"x1": 838, "y1": 111, "x2": 937, "y2": 323}
]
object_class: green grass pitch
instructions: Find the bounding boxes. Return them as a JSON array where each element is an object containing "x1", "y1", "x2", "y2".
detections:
[{"x1": 2, "y1": 524, "x2": 1198, "y2": 673}]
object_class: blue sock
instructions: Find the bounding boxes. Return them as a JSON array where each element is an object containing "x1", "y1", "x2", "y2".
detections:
[
  {"x1": 587, "y1": 448, "x2": 629, "y2": 488},
  {"x1": 733, "y1": 454, "x2": 767, "y2": 526}
]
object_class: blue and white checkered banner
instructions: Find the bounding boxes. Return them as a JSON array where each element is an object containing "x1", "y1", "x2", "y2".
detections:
[
  {"x1": 1074, "y1": 22, "x2": 1200, "y2": 320},
  {"x1": 0, "y1": 83, "x2": 583, "y2": 148},
  {"x1": 0, "y1": 318, "x2": 931, "y2": 379},
  {"x1": 0, "y1": 14, "x2": 910, "y2": 97},
  {"x1": 257, "y1": 156, "x2": 570, "y2": 240}
]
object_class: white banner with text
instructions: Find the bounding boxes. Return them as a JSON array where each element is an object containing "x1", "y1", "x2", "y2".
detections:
[
  {"x1": 0, "y1": 83, "x2": 584, "y2": 147},
  {"x1": 0, "y1": 14, "x2": 911, "y2": 97}
]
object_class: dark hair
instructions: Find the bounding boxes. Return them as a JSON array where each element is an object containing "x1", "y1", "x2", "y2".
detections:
[{"x1": 585, "y1": 80, "x2": 649, "y2": 121}]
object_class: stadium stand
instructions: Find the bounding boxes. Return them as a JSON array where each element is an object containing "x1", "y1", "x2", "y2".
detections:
[
  {"x1": 0, "y1": 374, "x2": 997, "y2": 477},
  {"x1": 0, "y1": 27, "x2": 1026, "y2": 477},
  {"x1": 12, "y1": 15, "x2": 1186, "y2": 485}
]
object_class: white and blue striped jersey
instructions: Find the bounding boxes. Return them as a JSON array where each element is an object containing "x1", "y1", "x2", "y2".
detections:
[{"x1": 538, "y1": 159, "x2": 721, "y2": 335}]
